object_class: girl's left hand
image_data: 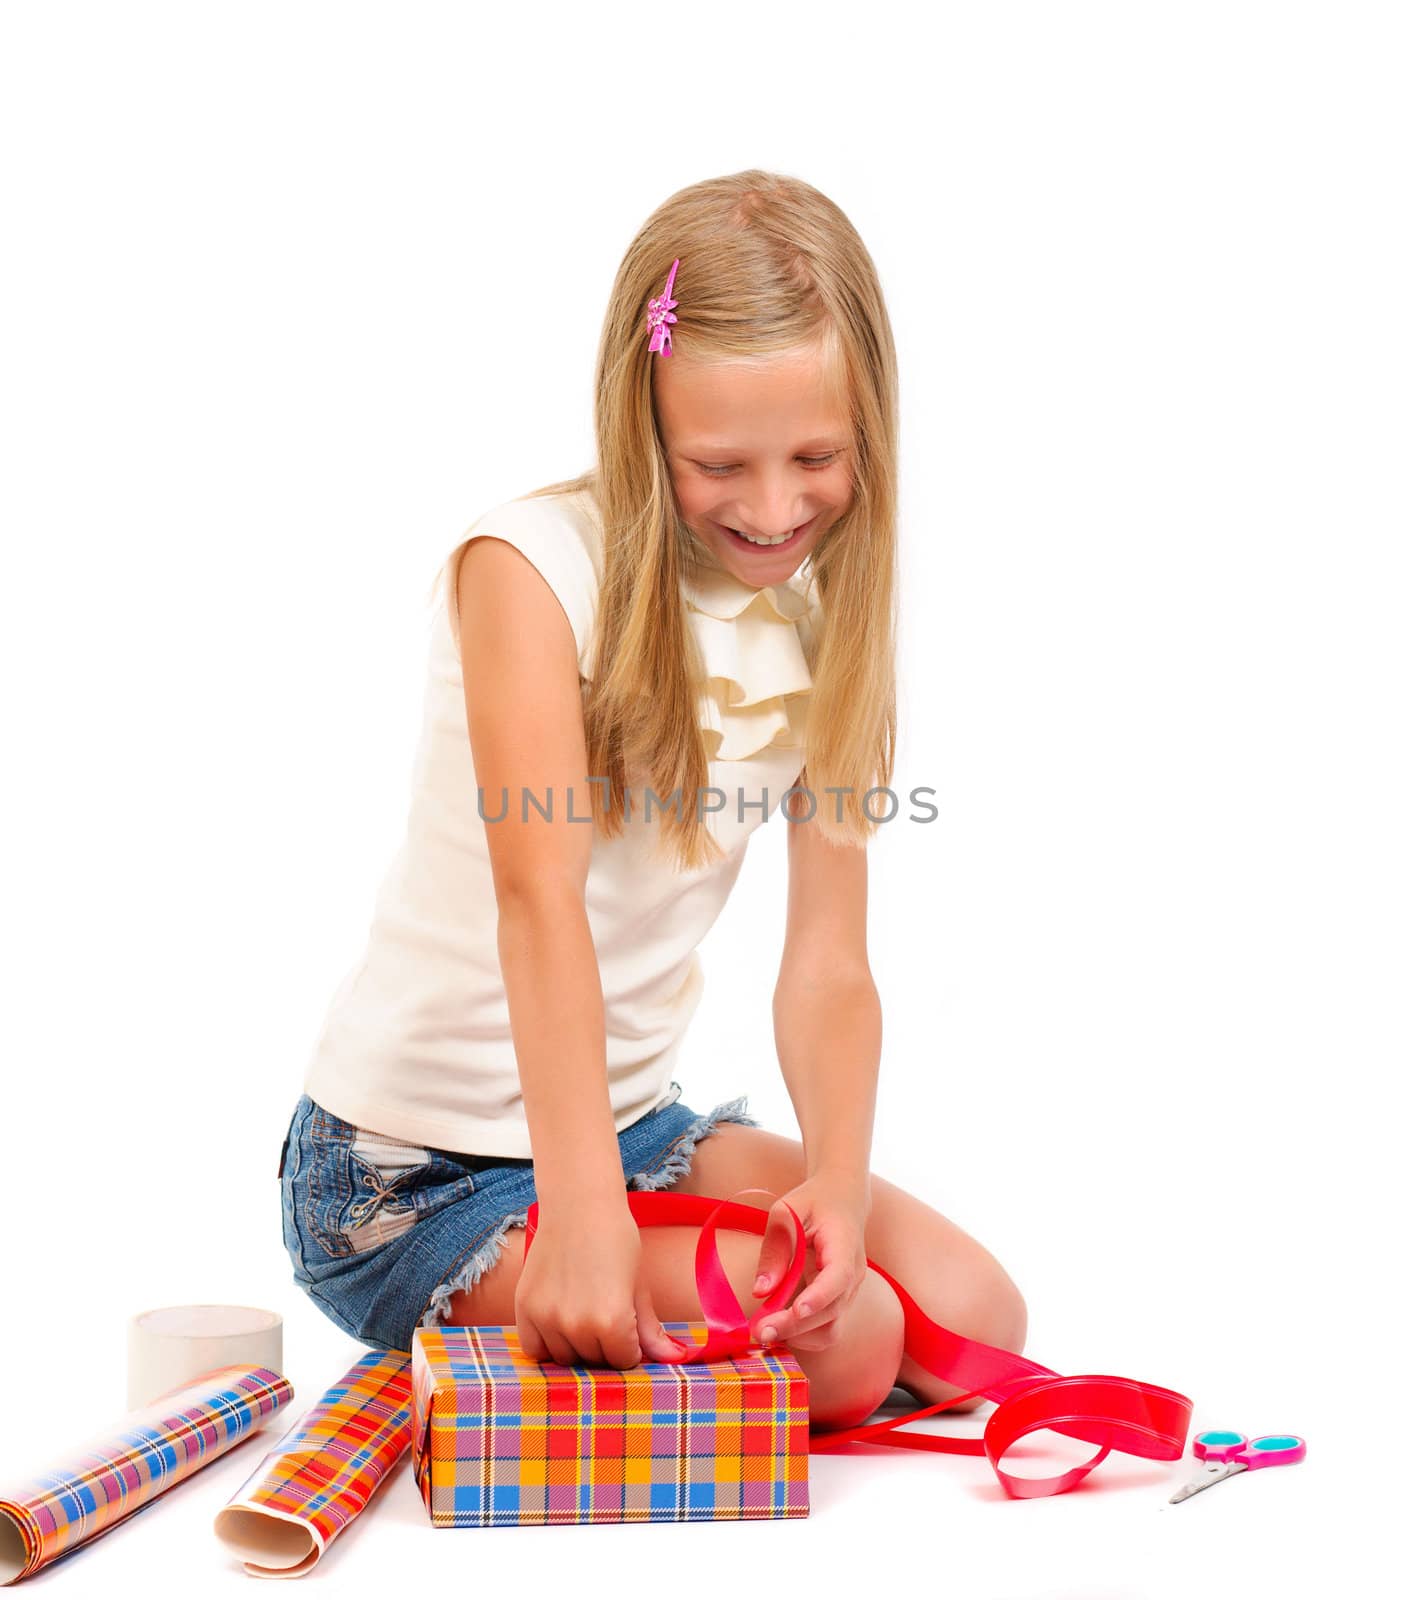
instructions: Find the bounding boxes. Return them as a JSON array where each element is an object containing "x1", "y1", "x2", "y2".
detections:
[{"x1": 745, "y1": 1173, "x2": 871, "y2": 1353}]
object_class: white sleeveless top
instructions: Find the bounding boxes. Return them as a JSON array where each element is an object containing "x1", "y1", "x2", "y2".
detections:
[{"x1": 300, "y1": 484, "x2": 823, "y2": 1156}]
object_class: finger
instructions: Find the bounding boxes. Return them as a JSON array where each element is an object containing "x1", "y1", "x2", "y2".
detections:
[
  {"x1": 790, "y1": 1261, "x2": 853, "y2": 1327},
  {"x1": 516, "y1": 1312, "x2": 545, "y2": 1363},
  {"x1": 633, "y1": 1287, "x2": 685, "y2": 1364},
  {"x1": 750, "y1": 1285, "x2": 809, "y2": 1343},
  {"x1": 752, "y1": 1198, "x2": 809, "y2": 1290},
  {"x1": 754, "y1": 1263, "x2": 853, "y2": 1344},
  {"x1": 751, "y1": 1203, "x2": 806, "y2": 1295},
  {"x1": 539, "y1": 1325, "x2": 579, "y2": 1369},
  {"x1": 749, "y1": 1216, "x2": 793, "y2": 1292},
  {"x1": 540, "y1": 1324, "x2": 585, "y2": 1367},
  {"x1": 571, "y1": 1331, "x2": 607, "y2": 1369},
  {"x1": 603, "y1": 1326, "x2": 645, "y2": 1371}
]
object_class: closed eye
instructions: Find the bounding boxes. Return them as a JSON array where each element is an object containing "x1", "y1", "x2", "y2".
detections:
[{"x1": 696, "y1": 452, "x2": 842, "y2": 477}]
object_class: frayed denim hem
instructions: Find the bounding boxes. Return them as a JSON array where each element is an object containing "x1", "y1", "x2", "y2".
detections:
[
  {"x1": 419, "y1": 1204, "x2": 534, "y2": 1333},
  {"x1": 625, "y1": 1095, "x2": 761, "y2": 1193},
  {"x1": 415, "y1": 1095, "x2": 760, "y2": 1332}
]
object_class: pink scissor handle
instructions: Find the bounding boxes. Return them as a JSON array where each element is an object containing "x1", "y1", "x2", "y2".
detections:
[
  {"x1": 1194, "y1": 1429, "x2": 1306, "y2": 1468},
  {"x1": 1239, "y1": 1434, "x2": 1307, "y2": 1469}
]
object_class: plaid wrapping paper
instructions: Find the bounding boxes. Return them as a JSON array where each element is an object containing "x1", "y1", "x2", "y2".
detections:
[
  {"x1": 0, "y1": 1364, "x2": 291, "y2": 1587},
  {"x1": 214, "y1": 1351, "x2": 412, "y2": 1578},
  {"x1": 411, "y1": 1324, "x2": 810, "y2": 1527}
]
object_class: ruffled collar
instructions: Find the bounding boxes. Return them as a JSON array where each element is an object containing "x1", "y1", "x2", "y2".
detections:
[
  {"x1": 679, "y1": 551, "x2": 821, "y2": 764},
  {"x1": 680, "y1": 550, "x2": 818, "y2": 624}
]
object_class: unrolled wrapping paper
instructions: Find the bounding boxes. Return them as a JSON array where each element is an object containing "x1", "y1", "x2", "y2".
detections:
[
  {"x1": 0, "y1": 1364, "x2": 292, "y2": 1587},
  {"x1": 213, "y1": 1350, "x2": 412, "y2": 1578}
]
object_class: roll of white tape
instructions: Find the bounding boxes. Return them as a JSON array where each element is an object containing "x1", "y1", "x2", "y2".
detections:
[{"x1": 126, "y1": 1305, "x2": 284, "y2": 1412}]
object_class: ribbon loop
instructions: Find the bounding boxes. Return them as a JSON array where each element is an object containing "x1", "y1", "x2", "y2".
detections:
[{"x1": 522, "y1": 1189, "x2": 1191, "y2": 1499}]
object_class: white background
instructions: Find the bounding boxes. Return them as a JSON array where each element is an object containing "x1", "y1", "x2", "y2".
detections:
[{"x1": 2, "y1": 3, "x2": 1401, "y2": 1596}]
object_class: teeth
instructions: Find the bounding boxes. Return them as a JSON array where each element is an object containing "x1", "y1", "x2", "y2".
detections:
[{"x1": 731, "y1": 526, "x2": 797, "y2": 546}]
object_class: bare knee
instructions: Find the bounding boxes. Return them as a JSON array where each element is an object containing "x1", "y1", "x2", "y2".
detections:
[
  {"x1": 970, "y1": 1260, "x2": 1028, "y2": 1358},
  {"x1": 800, "y1": 1270, "x2": 906, "y2": 1431},
  {"x1": 943, "y1": 1267, "x2": 1029, "y2": 1411},
  {"x1": 894, "y1": 1255, "x2": 1029, "y2": 1413}
]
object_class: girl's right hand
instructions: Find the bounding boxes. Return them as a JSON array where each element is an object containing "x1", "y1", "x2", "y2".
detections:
[{"x1": 514, "y1": 1197, "x2": 689, "y2": 1370}]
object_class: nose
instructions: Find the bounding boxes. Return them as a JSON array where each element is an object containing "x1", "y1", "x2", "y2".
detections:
[{"x1": 733, "y1": 470, "x2": 810, "y2": 540}]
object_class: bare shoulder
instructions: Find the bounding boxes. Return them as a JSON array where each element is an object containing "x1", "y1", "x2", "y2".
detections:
[
  {"x1": 452, "y1": 533, "x2": 592, "y2": 898},
  {"x1": 454, "y1": 533, "x2": 583, "y2": 698}
]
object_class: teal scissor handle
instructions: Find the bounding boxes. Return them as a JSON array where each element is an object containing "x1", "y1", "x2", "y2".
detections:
[{"x1": 1193, "y1": 1429, "x2": 1306, "y2": 1469}]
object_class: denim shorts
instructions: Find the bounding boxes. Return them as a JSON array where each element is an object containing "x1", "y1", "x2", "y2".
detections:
[{"x1": 278, "y1": 1083, "x2": 761, "y2": 1354}]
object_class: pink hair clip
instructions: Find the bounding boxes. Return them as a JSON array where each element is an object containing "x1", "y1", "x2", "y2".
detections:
[{"x1": 646, "y1": 257, "x2": 680, "y2": 356}]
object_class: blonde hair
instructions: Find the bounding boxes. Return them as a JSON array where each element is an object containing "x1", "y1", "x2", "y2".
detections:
[{"x1": 438, "y1": 168, "x2": 899, "y2": 873}]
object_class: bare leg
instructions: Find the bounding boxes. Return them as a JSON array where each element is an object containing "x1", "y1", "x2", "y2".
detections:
[
  {"x1": 436, "y1": 1221, "x2": 906, "y2": 1430},
  {"x1": 665, "y1": 1123, "x2": 1029, "y2": 1412}
]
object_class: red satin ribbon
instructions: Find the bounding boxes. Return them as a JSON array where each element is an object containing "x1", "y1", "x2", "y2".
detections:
[{"x1": 523, "y1": 1188, "x2": 1192, "y2": 1500}]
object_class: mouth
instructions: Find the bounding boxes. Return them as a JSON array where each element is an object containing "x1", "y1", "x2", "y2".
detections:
[{"x1": 719, "y1": 514, "x2": 818, "y2": 553}]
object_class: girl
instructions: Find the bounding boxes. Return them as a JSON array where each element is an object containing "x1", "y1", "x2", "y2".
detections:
[{"x1": 279, "y1": 169, "x2": 1027, "y2": 1432}]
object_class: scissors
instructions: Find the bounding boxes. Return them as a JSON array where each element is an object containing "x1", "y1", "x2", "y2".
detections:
[{"x1": 1168, "y1": 1429, "x2": 1307, "y2": 1503}]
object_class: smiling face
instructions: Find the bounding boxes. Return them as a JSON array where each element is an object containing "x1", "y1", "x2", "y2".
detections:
[{"x1": 653, "y1": 338, "x2": 855, "y2": 587}]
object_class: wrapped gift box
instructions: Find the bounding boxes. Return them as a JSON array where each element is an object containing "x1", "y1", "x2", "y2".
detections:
[{"x1": 411, "y1": 1323, "x2": 809, "y2": 1527}]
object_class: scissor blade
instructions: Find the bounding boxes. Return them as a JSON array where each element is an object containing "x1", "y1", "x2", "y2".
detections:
[{"x1": 1168, "y1": 1460, "x2": 1247, "y2": 1503}]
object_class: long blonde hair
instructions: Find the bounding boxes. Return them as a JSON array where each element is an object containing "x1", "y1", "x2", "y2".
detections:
[{"x1": 438, "y1": 169, "x2": 899, "y2": 873}]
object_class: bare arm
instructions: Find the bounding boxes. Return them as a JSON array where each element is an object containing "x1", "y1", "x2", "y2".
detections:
[
  {"x1": 455, "y1": 532, "x2": 685, "y2": 1369},
  {"x1": 454, "y1": 535, "x2": 621, "y2": 1210},
  {"x1": 772, "y1": 788, "x2": 881, "y2": 1215}
]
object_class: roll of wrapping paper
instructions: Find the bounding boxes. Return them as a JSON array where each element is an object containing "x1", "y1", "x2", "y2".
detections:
[
  {"x1": 128, "y1": 1305, "x2": 283, "y2": 1412},
  {"x1": 213, "y1": 1351, "x2": 411, "y2": 1579},
  {"x1": 0, "y1": 1364, "x2": 291, "y2": 1587}
]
